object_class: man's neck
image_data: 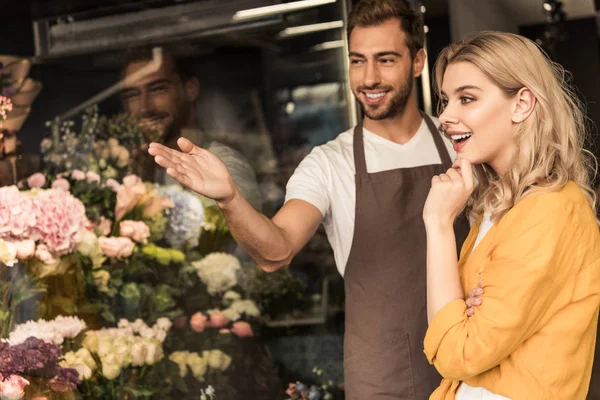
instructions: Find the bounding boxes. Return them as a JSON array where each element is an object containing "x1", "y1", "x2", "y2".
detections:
[{"x1": 362, "y1": 100, "x2": 423, "y2": 145}]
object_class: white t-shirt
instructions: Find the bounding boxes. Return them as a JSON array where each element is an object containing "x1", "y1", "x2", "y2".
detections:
[{"x1": 285, "y1": 116, "x2": 456, "y2": 276}]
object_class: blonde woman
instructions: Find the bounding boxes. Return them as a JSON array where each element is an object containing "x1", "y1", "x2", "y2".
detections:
[{"x1": 422, "y1": 31, "x2": 600, "y2": 399}]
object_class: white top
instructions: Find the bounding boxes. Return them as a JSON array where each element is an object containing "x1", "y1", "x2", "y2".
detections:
[
  {"x1": 473, "y1": 211, "x2": 494, "y2": 251},
  {"x1": 285, "y1": 116, "x2": 456, "y2": 276},
  {"x1": 458, "y1": 212, "x2": 507, "y2": 400}
]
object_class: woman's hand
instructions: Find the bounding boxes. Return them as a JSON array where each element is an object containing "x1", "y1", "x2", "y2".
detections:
[
  {"x1": 466, "y1": 280, "x2": 484, "y2": 317},
  {"x1": 423, "y1": 158, "x2": 474, "y2": 229}
]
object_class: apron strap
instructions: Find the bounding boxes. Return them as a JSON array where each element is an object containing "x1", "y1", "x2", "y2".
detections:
[
  {"x1": 422, "y1": 113, "x2": 453, "y2": 166},
  {"x1": 352, "y1": 123, "x2": 368, "y2": 176}
]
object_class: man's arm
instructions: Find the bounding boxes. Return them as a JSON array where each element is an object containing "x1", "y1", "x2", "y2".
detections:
[
  {"x1": 149, "y1": 137, "x2": 324, "y2": 272},
  {"x1": 219, "y1": 191, "x2": 322, "y2": 271}
]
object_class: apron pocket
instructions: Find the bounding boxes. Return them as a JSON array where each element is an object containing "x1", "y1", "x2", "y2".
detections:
[{"x1": 344, "y1": 334, "x2": 417, "y2": 400}]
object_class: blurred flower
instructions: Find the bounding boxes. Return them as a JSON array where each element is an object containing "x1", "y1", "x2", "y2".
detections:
[
  {"x1": 231, "y1": 321, "x2": 253, "y2": 338},
  {"x1": 190, "y1": 313, "x2": 207, "y2": 333},
  {"x1": 98, "y1": 237, "x2": 135, "y2": 259},
  {"x1": 26, "y1": 173, "x2": 46, "y2": 188},
  {"x1": 0, "y1": 375, "x2": 29, "y2": 400},
  {"x1": 156, "y1": 185, "x2": 203, "y2": 250},
  {"x1": 51, "y1": 178, "x2": 70, "y2": 191},
  {"x1": 193, "y1": 253, "x2": 241, "y2": 295},
  {"x1": 119, "y1": 220, "x2": 150, "y2": 244}
]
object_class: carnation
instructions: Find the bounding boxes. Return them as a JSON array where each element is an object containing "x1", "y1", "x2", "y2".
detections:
[{"x1": 31, "y1": 189, "x2": 87, "y2": 255}]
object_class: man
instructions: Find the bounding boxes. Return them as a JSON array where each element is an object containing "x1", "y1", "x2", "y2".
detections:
[
  {"x1": 149, "y1": 1, "x2": 470, "y2": 398},
  {"x1": 120, "y1": 45, "x2": 263, "y2": 211}
]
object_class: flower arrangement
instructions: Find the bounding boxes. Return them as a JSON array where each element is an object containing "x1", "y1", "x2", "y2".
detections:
[{"x1": 0, "y1": 106, "x2": 313, "y2": 399}]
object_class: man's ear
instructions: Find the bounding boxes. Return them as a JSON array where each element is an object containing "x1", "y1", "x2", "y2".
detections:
[
  {"x1": 185, "y1": 77, "x2": 200, "y2": 102},
  {"x1": 412, "y1": 48, "x2": 426, "y2": 78}
]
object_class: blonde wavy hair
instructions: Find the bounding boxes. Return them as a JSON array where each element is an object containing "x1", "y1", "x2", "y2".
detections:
[{"x1": 433, "y1": 30, "x2": 597, "y2": 224}]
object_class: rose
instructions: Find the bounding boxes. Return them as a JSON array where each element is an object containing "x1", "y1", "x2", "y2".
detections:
[
  {"x1": 98, "y1": 237, "x2": 135, "y2": 258},
  {"x1": 122, "y1": 174, "x2": 141, "y2": 187},
  {"x1": 104, "y1": 178, "x2": 121, "y2": 192},
  {"x1": 190, "y1": 313, "x2": 207, "y2": 333},
  {"x1": 71, "y1": 170, "x2": 86, "y2": 181},
  {"x1": 85, "y1": 171, "x2": 101, "y2": 184},
  {"x1": 231, "y1": 321, "x2": 253, "y2": 338},
  {"x1": 101, "y1": 355, "x2": 121, "y2": 380},
  {"x1": 13, "y1": 240, "x2": 35, "y2": 259},
  {"x1": 27, "y1": 172, "x2": 46, "y2": 188},
  {"x1": 119, "y1": 220, "x2": 150, "y2": 244},
  {"x1": 51, "y1": 178, "x2": 70, "y2": 191},
  {"x1": 208, "y1": 312, "x2": 228, "y2": 328}
]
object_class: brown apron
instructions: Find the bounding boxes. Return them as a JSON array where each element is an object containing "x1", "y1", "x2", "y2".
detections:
[{"x1": 343, "y1": 115, "x2": 470, "y2": 400}]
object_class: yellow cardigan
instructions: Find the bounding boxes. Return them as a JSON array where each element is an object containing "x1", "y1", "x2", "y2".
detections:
[{"x1": 424, "y1": 182, "x2": 600, "y2": 400}]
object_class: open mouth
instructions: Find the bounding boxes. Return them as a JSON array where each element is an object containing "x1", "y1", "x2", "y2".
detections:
[{"x1": 449, "y1": 132, "x2": 472, "y2": 151}]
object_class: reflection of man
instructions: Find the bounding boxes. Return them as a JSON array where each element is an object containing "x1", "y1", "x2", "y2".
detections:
[
  {"x1": 120, "y1": 45, "x2": 262, "y2": 211},
  {"x1": 149, "y1": 0, "x2": 469, "y2": 398}
]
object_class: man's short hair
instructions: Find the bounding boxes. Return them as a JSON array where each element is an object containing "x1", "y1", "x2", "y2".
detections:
[
  {"x1": 347, "y1": 0, "x2": 424, "y2": 59},
  {"x1": 121, "y1": 44, "x2": 195, "y2": 82}
]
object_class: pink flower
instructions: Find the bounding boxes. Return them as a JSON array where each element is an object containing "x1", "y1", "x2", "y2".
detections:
[
  {"x1": 0, "y1": 186, "x2": 37, "y2": 239},
  {"x1": 98, "y1": 237, "x2": 135, "y2": 259},
  {"x1": 86, "y1": 171, "x2": 101, "y2": 184},
  {"x1": 105, "y1": 178, "x2": 121, "y2": 192},
  {"x1": 219, "y1": 329, "x2": 231, "y2": 334},
  {"x1": 13, "y1": 240, "x2": 35, "y2": 259},
  {"x1": 97, "y1": 217, "x2": 112, "y2": 236},
  {"x1": 190, "y1": 312, "x2": 207, "y2": 333},
  {"x1": 115, "y1": 183, "x2": 146, "y2": 221},
  {"x1": 0, "y1": 374, "x2": 29, "y2": 400},
  {"x1": 208, "y1": 312, "x2": 228, "y2": 328},
  {"x1": 27, "y1": 173, "x2": 46, "y2": 188},
  {"x1": 71, "y1": 170, "x2": 86, "y2": 181},
  {"x1": 32, "y1": 189, "x2": 87, "y2": 255},
  {"x1": 51, "y1": 178, "x2": 70, "y2": 191},
  {"x1": 231, "y1": 321, "x2": 253, "y2": 337},
  {"x1": 119, "y1": 220, "x2": 150, "y2": 244},
  {"x1": 122, "y1": 174, "x2": 141, "y2": 187},
  {"x1": 142, "y1": 195, "x2": 174, "y2": 219},
  {"x1": 35, "y1": 244, "x2": 56, "y2": 264}
]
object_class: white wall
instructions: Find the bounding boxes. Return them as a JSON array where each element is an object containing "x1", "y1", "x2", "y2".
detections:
[{"x1": 448, "y1": 0, "x2": 519, "y2": 41}]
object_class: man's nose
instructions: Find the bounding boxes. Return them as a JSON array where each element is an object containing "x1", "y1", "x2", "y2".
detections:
[{"x1": 363, "y1": 62, "x2": 381, "y2": 88}]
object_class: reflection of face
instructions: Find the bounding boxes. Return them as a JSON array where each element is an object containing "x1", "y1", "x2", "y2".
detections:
[
  {"x1": 349, "y1": 19, "x2": 418, "y2": 121},
  {"x1": 121, "y1": 59, "x2": 190, "y2": 141},
  {"x1": 439, "y1": 61, "x2": 516, "y2": 174}
]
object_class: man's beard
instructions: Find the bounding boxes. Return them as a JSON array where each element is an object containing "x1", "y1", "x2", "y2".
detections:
[{"x1": 356, "y1": 71, "x2": 414, "y2": 121}]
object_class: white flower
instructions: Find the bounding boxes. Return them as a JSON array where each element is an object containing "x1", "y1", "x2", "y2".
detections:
[
  {"x1": 60, "y1": 349, "x2": 96, "y2": 380},
  {"x1": 186, "y1": 352, "x2": 208, "y2": 381},
  {"x1": 52, "y1": 316, "x2": 87, "y2": 339},
  {"x1": 101, "y1": 354, "x2": 122, "y2": 380},
  {"x1": 154, "y1": 317, "x2": 172, "y2": 332},
  {"x1": 193, "y1": 253, "x2": 241, "y2": 294},
  {"x1": 206, "y1": 349, "x2": 232, "y2": 371},
  {"x1": 224, "y1": 290, "x2": 241, "y2": 302}
]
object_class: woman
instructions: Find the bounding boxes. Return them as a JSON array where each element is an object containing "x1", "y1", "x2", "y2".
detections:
[{"x1": 422, "y1": 31, "x2": 600, "y2": 399}]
